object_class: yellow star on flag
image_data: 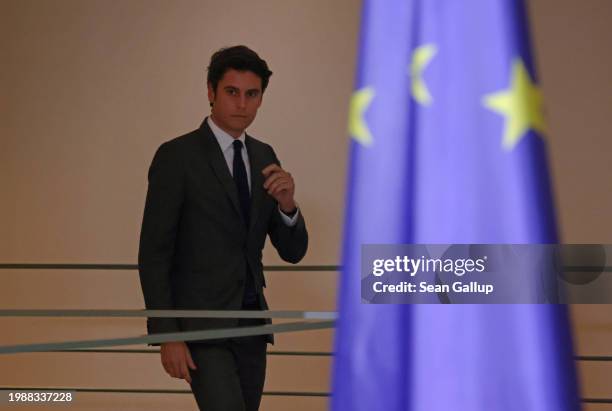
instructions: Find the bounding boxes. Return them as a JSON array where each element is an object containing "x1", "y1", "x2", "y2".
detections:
[
  {"x1": 410, "y1": 44, "x2": 437, "y2": 106},
  {"x1": 483, "y1": 58, "x2": 546, "y2": 150},
  {"x1": 348, "y1": 87, "x2": 375, "y2": 146}
]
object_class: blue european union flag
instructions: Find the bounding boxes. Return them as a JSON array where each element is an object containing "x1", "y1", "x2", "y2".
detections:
[{"x1": 332, "y1": 0, "x2": 580, "y2": 410}]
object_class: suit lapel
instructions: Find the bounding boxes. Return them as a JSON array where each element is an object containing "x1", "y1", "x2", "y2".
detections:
[
  {"x1": 245, "y1": 135, "x2": 264, "y2": 234},
  {"x1": 197, "y1": 120, "x2": 243, "y2": 222}
]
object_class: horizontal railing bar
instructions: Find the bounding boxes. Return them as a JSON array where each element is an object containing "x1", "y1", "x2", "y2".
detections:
[
  {"x1": 0, "y1": 387, "x2": 605, "y2": 401},
  {"x1": 0, "y1": 321, "x2": 335, "y2": 355},
  {"x1": 0, "y1": 309, "x2": 337, "y2": 320},
  {"x1": 0, "y1": 264, "x2": 138, "y2": 270},
  {"x1": 575, "y1": 356, "x2": 612, "y2": 362},
  {"x1": 0, "y1": 264, "x2": 340, "y2": 271},
  {"x1": 0, "y1": 387, "x2": 329, "y2": 397},
  {"x1": 52, "y1": 349, "x2": 334, "y2": 356},
  {"x1": 582, "y1": 398, "x2": 612, "y2": 403},
  {"x1": 268, "y1": 350, "x2": 333, "y2": 356},
  {"x1": 565, "y1": 266, "x2": 612, "y2": 272},
  {"x1": 17, "y1": 349, "x2": 612, "y2": 361}
]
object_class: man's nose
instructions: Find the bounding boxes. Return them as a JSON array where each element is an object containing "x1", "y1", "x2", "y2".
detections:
[{"x1": 237, "y1": 94, "x2": 247, "y2": 109}]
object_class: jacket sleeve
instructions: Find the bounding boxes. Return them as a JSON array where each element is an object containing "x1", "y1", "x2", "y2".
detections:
[
  {"x1": 267, "y1": 148, "x2": 308, "y2": 264},
  {"x1": 138, "y1": 142, "x2": 184, "y2": 339}
]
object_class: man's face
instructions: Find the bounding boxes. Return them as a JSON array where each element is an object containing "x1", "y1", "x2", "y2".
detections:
[{"x1": 208, "y1": 69, "x2": 263, "y2": 138}]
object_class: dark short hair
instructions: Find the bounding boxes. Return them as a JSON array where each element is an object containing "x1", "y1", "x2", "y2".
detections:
[{"x1": 207, "y1": 45, "x2": 273, "y2": 93}]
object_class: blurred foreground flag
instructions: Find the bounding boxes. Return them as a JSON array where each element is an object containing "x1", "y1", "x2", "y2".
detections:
[{"x1": 332, "y1": 0, "x2": 580, "y2": 410}]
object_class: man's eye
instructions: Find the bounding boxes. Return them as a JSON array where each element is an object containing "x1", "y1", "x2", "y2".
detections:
[
  {"x1": 247, "y1": 91, "x2": 260, "y2": 97},
  {"x1": 227, "y1": 89, "x2": 237, "y2": 95}
]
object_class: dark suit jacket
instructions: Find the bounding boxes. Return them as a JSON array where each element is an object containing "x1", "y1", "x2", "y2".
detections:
[{"x1": 138, "y1": 118, "x2": 308, "y2": 345}]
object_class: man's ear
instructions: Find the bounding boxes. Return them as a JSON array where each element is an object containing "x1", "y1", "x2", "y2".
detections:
[{"x1": 207, "y1": 82, "x2": 215, "y2": 106}]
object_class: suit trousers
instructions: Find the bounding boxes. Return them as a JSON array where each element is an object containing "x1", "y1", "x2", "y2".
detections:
[{"x1": 187, "y1": 316, "x2": 268, "y2": 411}]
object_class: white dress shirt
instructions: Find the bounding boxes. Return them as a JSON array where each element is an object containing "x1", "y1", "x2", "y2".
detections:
[{"x1": 207, "y1": 116, "x2": 299, "y2": 226}]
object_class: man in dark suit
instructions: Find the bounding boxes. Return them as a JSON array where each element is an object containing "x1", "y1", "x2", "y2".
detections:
[{"x1": 138, "y1": 45, "x2": 308, "y2": 411}]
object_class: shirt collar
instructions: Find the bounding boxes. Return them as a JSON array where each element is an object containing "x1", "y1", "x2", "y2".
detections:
[{"x1": 207, "y1": 116, "x2": 246, "y2": 152}]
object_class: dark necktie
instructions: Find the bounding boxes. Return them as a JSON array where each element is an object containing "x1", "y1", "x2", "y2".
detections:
[
  {"x1": 232, "y1": 140, "x2": 250, "y2": 227},
  {"x1": 232, "y1": 140, "x2": 258, "y2": 307}
]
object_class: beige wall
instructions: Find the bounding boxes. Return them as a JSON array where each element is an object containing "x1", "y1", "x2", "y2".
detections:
[
  {"x1": 1, "y1": 0, "x2": 611, "y2": 410},
  {"x1": 528, "y1": 1, "x2": 612, "y2": 407}
]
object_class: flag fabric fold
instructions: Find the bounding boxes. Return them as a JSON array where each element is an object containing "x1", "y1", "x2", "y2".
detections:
[{"x1": 332, "y1": 0, "x2": 580, "y2": 410}]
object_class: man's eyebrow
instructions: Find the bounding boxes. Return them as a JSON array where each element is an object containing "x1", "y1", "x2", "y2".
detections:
[{"x1": 222, "y1": 86, "x2": 261, "y2": 93}]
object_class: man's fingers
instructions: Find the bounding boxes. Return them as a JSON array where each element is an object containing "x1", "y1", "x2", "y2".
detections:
[
  {"x1": 262, "y1": 163, "x2": 281, "y2": 177},
  {"x1": 186, "y1": 348, "x2": 197, "y2": 370},
  {"x1": 167, "y1": 363, "x2": 178, "y2": 378},
  {"x1": 264, "y1": 173, "x2": 283, "y2": 190},
  {"x1": 269, "y1": 181, "x2": 292, "y2": 196},
  {"x1": 266, "y1": 177, "x2": 286, "y2": 192},
  {"x1": 180, "y1": 360, "x2": 192, "y2": 384},
  {"x1": 267, "y1": 178, "x2": 292, "y2": 195},
  {"x1": 264, "y1": 169, "x2": 292, "y2": 189},
  {"x1": 161, "y1": 357, "x2": 176, "y2": 378},
  {"x1": 161, "y1": 343, "x2": 195, "y2": 383}
]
